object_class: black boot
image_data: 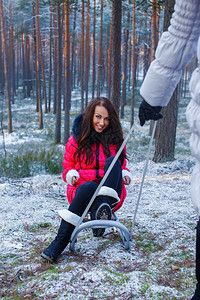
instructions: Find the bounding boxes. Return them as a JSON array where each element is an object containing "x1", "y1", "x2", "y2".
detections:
[
  {"x1": 191, "y1": 220, "x2": 200, "y2": 299},
  {"x1": 41, "y1": 219, "x2": 74, "y2": 263},
  {"x1": 91, "y1": 202, "x2": 112, "y2": 237},
  {"x1": 191, "y1": 283, "x2": 200, "y2": 300}
]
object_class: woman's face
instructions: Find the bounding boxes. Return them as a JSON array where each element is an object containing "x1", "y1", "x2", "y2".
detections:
[{"x1": 92, "y1": 105, "x2": 110, "y2": 133}]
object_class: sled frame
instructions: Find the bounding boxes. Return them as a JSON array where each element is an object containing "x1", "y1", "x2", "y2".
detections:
[{"x1": 69, "y1": 213, "x2": 131, "y2": 251}]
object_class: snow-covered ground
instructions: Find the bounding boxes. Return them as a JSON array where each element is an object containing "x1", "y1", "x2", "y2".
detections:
[{"x1": 0, "y1": 91, "x2": 198, "y2": 299}]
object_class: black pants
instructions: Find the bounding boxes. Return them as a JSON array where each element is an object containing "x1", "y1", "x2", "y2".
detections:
[
  {"x1": 192, "y1": 220, "x2": 200, "y2": 299},
  {"x1": 42, "y1": 157, "x2": 122, "y2": 260}
]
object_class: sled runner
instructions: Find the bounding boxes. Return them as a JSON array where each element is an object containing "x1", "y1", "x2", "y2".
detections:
[{"x1": 69, "y1": 212, "x2": 131, "y2": 251}]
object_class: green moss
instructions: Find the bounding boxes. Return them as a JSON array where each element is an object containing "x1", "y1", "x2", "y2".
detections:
[{"x1": 0, "y1": 147, "x2": 63, "y2": 178}]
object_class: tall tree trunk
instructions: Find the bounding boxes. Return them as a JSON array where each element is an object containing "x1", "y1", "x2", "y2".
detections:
[
  {"x1": 16, "y1": 36, "x2": 19, "y2": 91},
  {"x1": 35, "y1": 0, "x2": 43, "y2": 129},
  {"x1": 85, "y1": 0, "x2": 90, "y2": 106},
  {"x1": 130, "y1": 0, "x2": 136, "y2": 126},
  {"x1": 39, "y1": 30, "x2": 47, "y2": 113},
  {"x1": 32, "y1": 3, "x2": 37, "y2": 108},
  {"x1": 149, "y1": 0, "x2": 160, "y2": 136},
  {"x1": 55, "y1": 3, "x2": 62, "y2": 144},
  {"x1": 77, "y1": 38, "x2": 81, "y2": 86},
  {"x1": 121, "y1": 6, "x2": 130, "y2": 119},
  {"x1": 81, "y1": 0, "x2": 85, "y2": 111},
  {"x1": 128, "y1": 38, "x2": 131, "y2": 91},
  {"x1": 97, "y1": 0, "x2": 103, "y2": 97},
  {"x1": 25, "y1": 35, "x2": 32, "y2": 97},
  {"x1": 107, "y1": 4, "x2": 113, "y2": 100},
  {"x1": 151, "y1": 0, "x2": 157, "y2": 61},
  {"x1": 156, "y1": 3, "x2": 160, "y2": 46},
  {"x1": 9, "y1": 2, "x2": 14, "y2": 104},
  {"x1": 64, "y1": 0, "x2": 71, "y2": 144},
  {"x1": 22, "y1": 21, "x2": 26, "y2": 99},
  {"x1": 111, "y1": 0, "x2": 122, "y2": 113},
  {"x1": 143, "y1": 0, "x2": 149, "y2": 79},
  {"x1": 73, "y1": 38, "x2": 78, "y2": 89},
  {"x1": 153, "y1": 83, "x2": 180, "y2": 162},
  {"x1": 53, "y1": 7, "x2": 58, "y2": 114},
  {"x1": 0, "y1": 0, "x2": 12, "y2": 133},
  {"x1": 71, "y1": 0, "x2": 78, "y2": 90},
  {"x1": 0, "y1": 21, "x2": 4, "y2": 93},
  {"x1": 48, "y1": 6, "x2": 53, "y2": 112},
  {"x1": 92, "y1": 0, "x2": 96, "y2": 99},
  {"x1": 153, "y1": 0, "x2": 177, "y2": 163}
]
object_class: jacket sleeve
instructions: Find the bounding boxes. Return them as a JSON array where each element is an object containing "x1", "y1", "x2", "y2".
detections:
[
  {"x1": 62, "y1": 137, "x2": 79, "y2": 184},
  {"x1": 140, "y1": 0, "x2": 200, "y2": 107}
]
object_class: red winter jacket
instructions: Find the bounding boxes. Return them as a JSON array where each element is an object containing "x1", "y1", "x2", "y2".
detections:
[{"x1": 62, "y1": 135, "x2": 130, "y2": 212}]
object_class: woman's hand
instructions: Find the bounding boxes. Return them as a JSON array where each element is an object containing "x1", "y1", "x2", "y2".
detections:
[
  {"x1": 71, "y1": 176, "x2": 79, "y2": 186},
  {"x1": 123, "y1": 176, "x2": 131, "y2": 185}
]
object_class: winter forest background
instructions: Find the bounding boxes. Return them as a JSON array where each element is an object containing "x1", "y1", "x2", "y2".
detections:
[{"x1": 0, "y1": 0, "x2": 199, "y2": 299}]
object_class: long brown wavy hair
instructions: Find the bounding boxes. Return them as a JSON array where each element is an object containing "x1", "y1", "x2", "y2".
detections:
[{"x1": 74, "y1": 97, "x2": 126, "y2": 165}]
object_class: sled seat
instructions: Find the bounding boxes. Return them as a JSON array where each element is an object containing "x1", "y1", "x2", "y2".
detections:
[{"x1": 69, "y1": 212, "x2": 131, "y2": 251}]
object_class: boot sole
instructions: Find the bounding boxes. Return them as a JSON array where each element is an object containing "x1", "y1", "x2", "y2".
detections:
[
  {"x1": 41, "y1": 252, "x2": 55, "y2": 263},
  {"x1": 93, "y1": 203, "x2": 112, "y2": 237}
]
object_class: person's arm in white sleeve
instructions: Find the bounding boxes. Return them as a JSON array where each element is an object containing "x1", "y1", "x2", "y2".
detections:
[{"x1": 139, "y1": 0, "x2": 200, "y2": 125}]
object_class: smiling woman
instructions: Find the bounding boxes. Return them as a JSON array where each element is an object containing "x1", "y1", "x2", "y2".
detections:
[
  {"x1": 41, "y1": 97, "x2": 132, "y2": 263},
  {"x1": 92, "y1": 106, "x2": 110, "y2": 133}
]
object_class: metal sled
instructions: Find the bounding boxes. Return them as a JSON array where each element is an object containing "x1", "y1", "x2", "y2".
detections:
[
  {"x1": 68, "y1": 121, "x2": 157, "y2": 253},
  {"x1": 69, "y1": 213, "x2": 131, "y2": 251}
]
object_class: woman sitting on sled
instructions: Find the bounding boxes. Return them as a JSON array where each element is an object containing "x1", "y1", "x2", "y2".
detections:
[{"x1": 41, "y1": 97, "x2": 132, "y2": 263}]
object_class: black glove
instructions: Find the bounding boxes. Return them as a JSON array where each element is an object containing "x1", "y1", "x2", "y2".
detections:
[{"x1": 139, "y1": 99, "x2": 163, "y2": 126}]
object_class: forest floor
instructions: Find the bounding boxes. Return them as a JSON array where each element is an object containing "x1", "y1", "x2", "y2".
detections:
[{"x1": 0, "y1": 88, "x2": 198, "y2": 299}]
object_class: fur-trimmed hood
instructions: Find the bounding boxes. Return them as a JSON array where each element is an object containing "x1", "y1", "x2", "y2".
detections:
[{"x1": 72, "y1": 114, "x2": 83, "y2": 141}]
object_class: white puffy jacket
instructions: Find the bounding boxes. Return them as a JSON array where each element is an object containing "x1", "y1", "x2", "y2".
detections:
[{"x1": 140, "y1": 0, "x2": 200, "y2": 215}]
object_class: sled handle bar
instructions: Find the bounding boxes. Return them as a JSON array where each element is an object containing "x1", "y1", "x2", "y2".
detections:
[{"x1": 130, "y1": 120, "x2": 157, "y2": 239}]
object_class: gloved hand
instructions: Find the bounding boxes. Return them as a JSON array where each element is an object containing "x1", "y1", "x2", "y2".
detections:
[{"x1": 139, "y1": 99, "x2": 163, "y2": 126}]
